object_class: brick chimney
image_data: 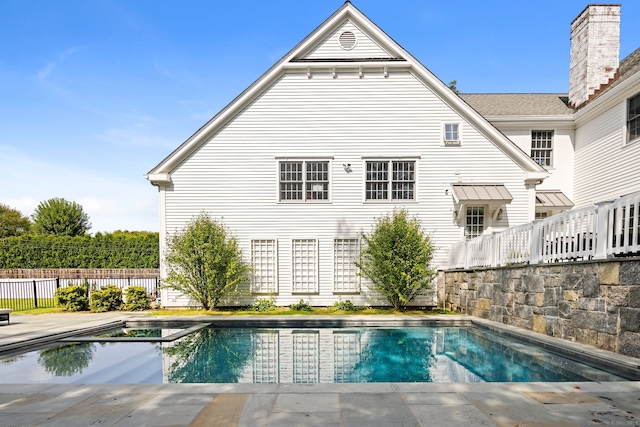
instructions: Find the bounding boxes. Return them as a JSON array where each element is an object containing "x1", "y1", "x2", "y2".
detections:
[{"x1": 569, "y1": 4, "x2": 620, "y2": 108}]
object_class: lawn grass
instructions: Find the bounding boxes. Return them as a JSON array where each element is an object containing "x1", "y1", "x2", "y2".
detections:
[{"x1": 0, "y1": 298, "x2": 57, "y2": 312}]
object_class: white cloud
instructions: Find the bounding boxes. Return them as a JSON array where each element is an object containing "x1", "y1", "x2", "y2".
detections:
[
  {"x1": 0, "y1": 145, "x2": 158, "y2": 233},
  {"x1": 34, "y1": 47, "x2": 81, "y2": 82}
]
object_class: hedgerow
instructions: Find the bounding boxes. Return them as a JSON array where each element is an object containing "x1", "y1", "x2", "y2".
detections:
[{"x1": 0, "y1": 231, "x2": 159, "y2": 268}]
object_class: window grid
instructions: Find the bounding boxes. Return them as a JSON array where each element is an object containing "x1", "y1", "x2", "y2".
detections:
[
  {"x1": 279, "y1": 161, "x2": 329, "y2": 202},
  {"x1": 365, "y1": 161, "x2": 388, "y2": 200},
  {"x1": 628, "y1": 93, "x2": 640, "y2": 143},
  {"x1": 391, "y1": 161, "x2": 415, "y2": 200},
  {"x1": 305, "y1": 161, "x2": 329, "y2": 200},
  {"x1": 252, "y1": 332, "x2": 279, "y2": 383},
  {"x1": 251, "y1": 240, "x2": 277, "y2": 293},
  {"x1": 465, "y1": 206, "x2": 485, "y2": 240},
  {"x1": 535, "y1": 212, "x2": 548, "y2": 220},
  {"x1": 444, "y1": 123, "x2": 459, "y2": 143},
  {"x1": 292, "y1": 239, "x2": 318, "y2": 293},
  {"x1": 280, "y1": 162, "x2": 303, "y2": 200},
  {"x1": 334, "y1": 332, "x2": 361, "y2": 383},
  {"x1": 293, "y1": 332, "x2": 319, "y2": 383},
  {"x1": 334, "y1": 239, "x2": 360, "y2": 293},
  {"x1": 365, "y1": 160, "x2": 415, "y2": 201},
  {"x1": 531, "y1": 131, "x2": 553, "y2": 167}
]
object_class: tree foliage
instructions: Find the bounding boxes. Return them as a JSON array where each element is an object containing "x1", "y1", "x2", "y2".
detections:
[
  {"x1": 0, "y1": 231, "x2": 159, "y2": 268},
  {"x1": 0, "y1": 204, "x2": 31, "y2": 237},
  {"x1": 448, "y1": 80, "x2": 460, "y2": 95},
  {"x1": 356, "y1": 209, "x2": 437, "y2": 309},
  {"x1": 164, "y1": 213, "x2": 250, "y2": 310},
  {"x1": 32, "y1": 198, "x2": 91, "y2": 236}
]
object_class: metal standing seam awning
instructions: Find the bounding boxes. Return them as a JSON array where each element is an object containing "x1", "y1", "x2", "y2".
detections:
[
  {"x1": 451, "y1": 184, "x2": 513, "y2": 221},
  {"x1": 451, "y1": 184, "x2": 513, "y2": 205},
  {"x1": 535, "y1": 190, "x2": 574, "y2": 209}
]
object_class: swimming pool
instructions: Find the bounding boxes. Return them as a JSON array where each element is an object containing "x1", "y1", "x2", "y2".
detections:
[{"x1": 0, "y1": 324, "x2": 636, "y2": 384}]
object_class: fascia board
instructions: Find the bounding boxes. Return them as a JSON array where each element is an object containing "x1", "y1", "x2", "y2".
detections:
[
  {"x1": 484, "y1": 115, "x2": 576, "y2": 129},
  {"x1": 575, "y1": 72, "x2": 640, "y2": 125},
  {"x1": 148, "y1": 3, "x2": 358, "y2": 176},
  {"x1": 405, "y1": 65, "x2": 548, "y2": 175},
  {"x1": 148, "y1": 2, "x2": 546, "y2": 181}
]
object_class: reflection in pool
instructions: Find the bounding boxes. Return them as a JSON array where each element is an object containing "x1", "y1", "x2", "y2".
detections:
[{"x1": 0, "y1": 327, "x2": 631, "y2": 384}]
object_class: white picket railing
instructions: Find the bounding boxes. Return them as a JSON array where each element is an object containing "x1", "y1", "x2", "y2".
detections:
[{"x1": 448, "y1": 190, "x2": 640, "y2": 269}]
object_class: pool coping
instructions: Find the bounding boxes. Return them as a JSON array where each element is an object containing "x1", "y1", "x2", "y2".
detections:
[{"x1": 1, "y1": 314, "x2": 639, "y2": 379}]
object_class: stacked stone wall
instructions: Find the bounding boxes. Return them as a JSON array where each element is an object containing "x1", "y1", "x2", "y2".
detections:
[{"x1": 444, "y1": 259, "x2": 640, "y2": 358}]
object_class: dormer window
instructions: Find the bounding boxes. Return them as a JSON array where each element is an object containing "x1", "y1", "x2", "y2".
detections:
[{"x1": 628, "y1": 93, "x2": 640, "y2": 144}]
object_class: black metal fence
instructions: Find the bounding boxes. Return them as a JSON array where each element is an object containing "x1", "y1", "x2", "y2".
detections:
[{"x1": 0, "y1": 277, "x2": 159, "y2": 311}]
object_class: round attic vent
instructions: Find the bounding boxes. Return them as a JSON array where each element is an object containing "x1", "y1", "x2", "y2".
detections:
[{"x1": 339, "y1": 31, "x2": 356, "y2": 50}]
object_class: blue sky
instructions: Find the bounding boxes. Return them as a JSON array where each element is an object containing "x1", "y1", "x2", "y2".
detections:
[{"x1": 1, "y1": 0, "x2": 639, "y2": 233}]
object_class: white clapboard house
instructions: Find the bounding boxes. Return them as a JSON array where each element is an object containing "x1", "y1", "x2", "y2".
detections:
[{"x1": 147, "y1": 3, "x2": 639, "y2": 307}]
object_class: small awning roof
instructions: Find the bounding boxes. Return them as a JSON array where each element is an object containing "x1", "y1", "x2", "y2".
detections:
[
  {"x1": 536, "y1": 190, "x2": 574, "y2": 209},
  {"x1": 451, "y1": 184, "x2": 513, "y2": 204}
]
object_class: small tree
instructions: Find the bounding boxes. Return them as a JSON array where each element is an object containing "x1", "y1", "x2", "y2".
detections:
[
  {"x1": 356, "y1": 209, "x2": 437, "y2": 310},
  {"x1": 0, "y1": 204, "x2": 31, "y2": 237},
  {"x1": 164, "y1": 213, "x2": 250, "y2": 310},
  {"x1": 32, "y1": 198, "x2": 91, "y2": 236}
]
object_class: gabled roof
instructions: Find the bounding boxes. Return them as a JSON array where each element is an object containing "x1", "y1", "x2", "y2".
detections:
[
  {"x1": 586, "y1": 47, "x2": 640, "y2": 105},
  {"x1": 461, "y1": 94, "x2": 574, "y2": 117},
  {"x1": 147, "y1": 2, "x2": 547, "y2": 184}
]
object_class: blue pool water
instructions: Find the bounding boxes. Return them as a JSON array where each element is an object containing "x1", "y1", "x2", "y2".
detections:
[{"x1": 0, "y1": 326, "x2": 631, "y2": 384}]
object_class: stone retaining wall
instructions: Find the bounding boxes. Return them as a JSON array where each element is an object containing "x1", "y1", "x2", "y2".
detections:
[
  {"x1": 0, "y1": 269, "x2": 159, "y2": 279},
  {"x1": 443, "y1": 259, "x2": 640, "y2": 358}
]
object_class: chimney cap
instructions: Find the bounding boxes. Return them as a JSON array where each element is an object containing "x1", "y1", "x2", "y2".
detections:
[{"x1": 571, "y1": 4, "x2": 621, "y2": 26}]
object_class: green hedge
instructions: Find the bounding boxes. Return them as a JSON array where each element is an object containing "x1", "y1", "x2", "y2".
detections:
[{"x1": 0, "y1": 231, "x2": 159, "y2": 268}]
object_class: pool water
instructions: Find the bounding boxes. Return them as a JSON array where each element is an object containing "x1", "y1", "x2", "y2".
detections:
[{"x1": 0, "y1": 326, "x2": 631, "y2": 384}]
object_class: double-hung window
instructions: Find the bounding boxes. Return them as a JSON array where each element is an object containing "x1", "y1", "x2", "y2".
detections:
[
  {"x1": 628, "y1": 93, "x2": 640, "y2": 144},
  {"x1": 365, "y1": 160, "x2": 415, "y2": 201},
  {"x1": 444, "y1": 123, "x2": 460, "y2": 145},
  {"x1": 531, "y1": 131, "x2": 553, "y2": 167},
  {"x1": 279, "y1": 160, "x2": 329, "y2": 202}
]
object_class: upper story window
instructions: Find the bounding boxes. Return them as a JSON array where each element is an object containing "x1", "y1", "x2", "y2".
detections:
[
  {"x1": 628, "y1": 93, "x2": 640, "y2": 144},
  {"x1": 444, "y1": 123, "x2": 460, "y2": 145},
  {"x1": 365, "y1": 160, "x2": 415, "y2": 201},
  {"x1": 279, "y1": 160, "x2": 329, "y2": 202},
  {"x1": 531, "y1": 130, "x2": 553, "y2": 167}
]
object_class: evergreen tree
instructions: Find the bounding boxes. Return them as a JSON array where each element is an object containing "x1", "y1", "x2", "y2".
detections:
[{"x1": 31, "y1": 198, "x2": 91, "y2": 236}]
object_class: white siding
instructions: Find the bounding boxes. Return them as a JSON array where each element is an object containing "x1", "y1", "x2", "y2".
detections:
[
  {"x1": 302, "y1": 20, "x2": 393, "y2": 60},
  {"x1": 499, "y1": 127, "x2": 575, "y2": 200},
  {"x1": 162, "y1": 70, "x2": 531, "y2": 307},
  {"x1": 574, "y1": 97, "x2": 640, "y2": 207}
]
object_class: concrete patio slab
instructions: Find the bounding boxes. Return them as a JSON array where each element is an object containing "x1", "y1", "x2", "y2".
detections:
[{"x1": 0, "y1": 313, "x2": 639, "y2": 427}]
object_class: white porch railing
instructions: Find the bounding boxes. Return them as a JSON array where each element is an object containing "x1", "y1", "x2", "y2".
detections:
[{"x1": 448, "y1": 190, "x2": 640, "y2": 269}]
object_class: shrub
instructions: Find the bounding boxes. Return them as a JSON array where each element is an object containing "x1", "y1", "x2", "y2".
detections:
[
  {"x1": 163, "y1": 213, "x2": 251, "y2": 310},
  {"x1": 55, "y1": 284, "x2": 89, "y2": 311},
  {"x1": 332, "y1": 299, "x2": 360, "y2": 311},
  {"x1": 124, "y1": 286, "x2": 152, "y2": 311},
  {"x1": 89, "y1": 285, "x2": 123, "y2": 312},
  {"x1": 289, "y1": 299, "x2": 312, "y2": 312},
  {"x1": 0, "y1": 232, "x2": 159, "y2": 269},
  {"x1": 356, "y1": 208, "x2": 437, "y2": 310},
  {"x1": 249, "y1": 297, "x2": 276, "y2": 312}
]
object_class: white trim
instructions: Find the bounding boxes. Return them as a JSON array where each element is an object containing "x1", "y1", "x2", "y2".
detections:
[
  {"x1": 362, "y1": 158, "x2": 418, "y2": 203},
  {"x1": 147, "y1": 2, "x2": 547, "y2": 187}
]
